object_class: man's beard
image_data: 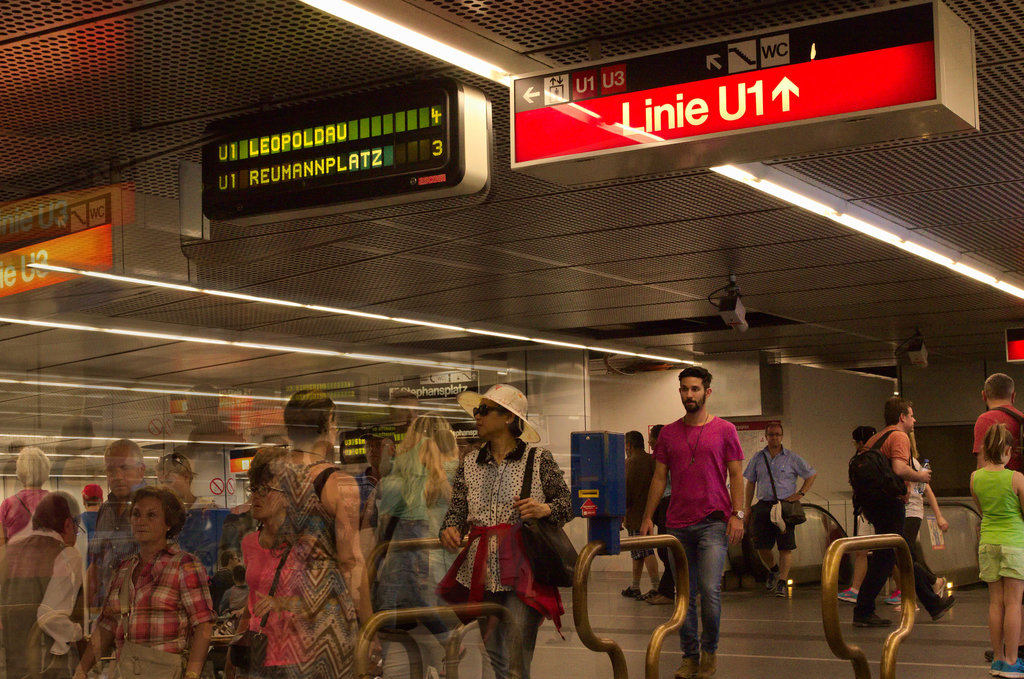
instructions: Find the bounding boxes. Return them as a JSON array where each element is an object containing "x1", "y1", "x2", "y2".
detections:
[{"x1": 683, "y1": 395, "x2": 706, "y2": 413}]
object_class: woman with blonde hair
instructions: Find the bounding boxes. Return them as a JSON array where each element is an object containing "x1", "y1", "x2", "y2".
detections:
[
  {"x1": 0, "y1": 446, "x2": 51, "y2": 545},
  {"x1": 374, "y1": 413, "x2": 460, "y2": 647}
]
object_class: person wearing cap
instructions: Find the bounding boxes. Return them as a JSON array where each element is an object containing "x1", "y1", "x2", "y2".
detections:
[
  {"x1": 439, "y1": 384, "x2": 572, "y2": 679},
  {"x1": 80, "y1": 484, "x2": 103, "y2": 542}
]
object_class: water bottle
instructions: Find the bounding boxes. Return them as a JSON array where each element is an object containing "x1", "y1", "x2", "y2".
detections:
[{"x1": 917, "y1": 459, "x2": 930, "y2": 494}]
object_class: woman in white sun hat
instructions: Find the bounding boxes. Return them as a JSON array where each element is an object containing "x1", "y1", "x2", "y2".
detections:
[{"x1": 438, "y1": 384, "x2": 572, "y2": 679}]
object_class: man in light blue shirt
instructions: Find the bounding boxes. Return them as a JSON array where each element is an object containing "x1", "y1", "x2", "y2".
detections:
[{"x1": 742, "y1": 422, "x2": 816, "y2": 596}]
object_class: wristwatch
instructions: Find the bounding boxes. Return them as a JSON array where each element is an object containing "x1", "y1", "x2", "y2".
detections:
[{"x1": 731, "y1": 510, "x2": 745, "y2": 520}]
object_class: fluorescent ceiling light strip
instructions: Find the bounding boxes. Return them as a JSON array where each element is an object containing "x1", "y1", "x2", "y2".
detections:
[
  {"x1": 712, "y1": 164, "x2": 1024, "y2": 303},
  {"x1": 529, "y1": 338, "x2": 589, "y2": 350},
  {"x1": 297, "y1": 0, "x2": 511, "y2": 85},
  {"x1": 895, "y1": 241, "x2": 954, "y2": 267},
  {"x1": 465, "y1": 328, "x2": 532, "y2": 341},
  {"x1": 29, "y1": 263, "x2": 692, "y2": 364},
  {"x1": 305, "y1": 305, "x2": 390, "y2": 320},
  {"x1": 636, "y1": 353, "x2": 698, "y2": 364},
  {"x1": 995, "y1": 281, "x2": 1024, "y2": 299},
  {"x1": 950, "y1": 262, "x2": 997, "y2": 285},
  {"x1": 0, "y1": 315, "x2": 342, "y2": 357},
  {"x1": 827, "y1": 214, "x2": 904, "y2": 246},
  {"x1": 392, "y1": 318, "x2": 467, "y2": 332},
  {"x1": 0, "y1": 378, "x2": 459, "y2": 412}
]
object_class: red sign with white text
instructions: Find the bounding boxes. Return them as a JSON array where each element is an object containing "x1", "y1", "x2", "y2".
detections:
[{"x1": 514, "y1": 42, "x2": 935, "y2": 163}]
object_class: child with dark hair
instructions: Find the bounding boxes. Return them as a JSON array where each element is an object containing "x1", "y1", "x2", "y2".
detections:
[
  {"x1": 972, "y1": 423, "x2": 1024, "y2": 678},
  {"x1": 220, "y1": 564, "x2": 249, "y2": 616}
]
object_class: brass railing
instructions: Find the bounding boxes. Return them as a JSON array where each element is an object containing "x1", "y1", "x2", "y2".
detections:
[
  {"x1": 356, "y1": 602, "x2": 520, "y2": 679},
  {"x1": 821, "y1": 534, "x2": 917, "y2": 679},
  {"x1": 573, "y1": 535, "x2": 689, "y2": 679}
]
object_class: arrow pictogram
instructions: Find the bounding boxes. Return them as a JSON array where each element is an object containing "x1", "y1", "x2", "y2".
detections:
[
  {"x1": 522, "y1": 86, "x2": 539, "y2": 104},
  {"x1": 772, "y1": 76, "x2": 800, "y2": 111},
  {"x1": 706, "y1": 54, "x2": 721, "y2": 71}
]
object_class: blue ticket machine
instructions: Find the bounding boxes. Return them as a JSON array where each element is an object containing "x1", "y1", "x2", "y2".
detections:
[{"x1": 570, "y1": 431, "x2": 626, "y2": 554}]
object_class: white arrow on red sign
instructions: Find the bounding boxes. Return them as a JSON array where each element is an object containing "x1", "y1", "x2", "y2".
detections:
[
  {"x1": 581, "y1": 498, "x2": 597, "y2": 516},
  {"x1": 772, "y1": 76, "x2": 799, "y2": 111}
]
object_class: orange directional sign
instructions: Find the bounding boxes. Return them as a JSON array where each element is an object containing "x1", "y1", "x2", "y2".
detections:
[
  {"x1": 0, "y1": 183, "x2": 133, "y2": 249},
  {"x1": 0, "y1": 224, "x2": 113, "y2": 298}
]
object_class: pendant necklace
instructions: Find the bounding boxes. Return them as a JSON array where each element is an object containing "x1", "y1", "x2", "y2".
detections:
[{"x1": 683, "y1": 413, "x2": 711, "y2": 465}]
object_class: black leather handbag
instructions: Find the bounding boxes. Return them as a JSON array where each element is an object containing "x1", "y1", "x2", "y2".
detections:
[
  {"x1": 518, "y1": 448, "x2": 578, "y2": 588},
  {"x1": 229, "y1": 544, "x2": 291, "y2": 671}
]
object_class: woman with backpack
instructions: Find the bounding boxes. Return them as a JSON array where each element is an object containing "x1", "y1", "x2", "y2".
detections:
[{"x1": 972, "y1": 423, "x2": 1024, "y2": 678}]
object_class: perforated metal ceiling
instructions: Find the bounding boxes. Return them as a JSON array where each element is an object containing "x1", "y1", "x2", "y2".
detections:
[{"x1": 0, "y1": 0, "x2": 1022, "y2": 406}]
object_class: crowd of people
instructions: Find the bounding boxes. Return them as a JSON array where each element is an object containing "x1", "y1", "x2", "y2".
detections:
[
  {"x1": 0, "y1": 382, "x2": 570, "y2": 679},
  {"x1": 0, "y1": 368, "x2": 1021, "y2": 679}
]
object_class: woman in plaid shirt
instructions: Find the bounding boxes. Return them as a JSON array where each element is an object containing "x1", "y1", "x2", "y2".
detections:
[{"x1": 74, "y1": 486, "x2": 215, "y2": 679}]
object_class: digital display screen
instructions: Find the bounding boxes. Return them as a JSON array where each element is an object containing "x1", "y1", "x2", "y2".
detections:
[{"x1": 202, "y1": 79, "x2": 489, "y2": 224}]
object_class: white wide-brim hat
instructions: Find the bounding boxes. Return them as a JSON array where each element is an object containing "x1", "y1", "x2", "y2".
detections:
[{"x1": 457, "y1": 384, "x2": 543, "y2": 443}]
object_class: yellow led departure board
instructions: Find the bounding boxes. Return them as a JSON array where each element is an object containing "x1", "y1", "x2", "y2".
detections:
[{"x1": 202, "y1": 79, "x2": 489, "y2": 225}]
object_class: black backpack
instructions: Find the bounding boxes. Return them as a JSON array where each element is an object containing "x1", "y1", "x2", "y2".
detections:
[{"x1": 848, "y1": 430, "x2": 904, "y2": 511}]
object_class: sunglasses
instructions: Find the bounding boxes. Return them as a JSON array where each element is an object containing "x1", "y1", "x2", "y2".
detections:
[{"x1": 473, "y1": 403, "x2": 507, "y2": 417}]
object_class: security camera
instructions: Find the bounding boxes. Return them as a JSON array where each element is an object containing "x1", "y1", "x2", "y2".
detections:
[{"x1": 718, "y1": 290, "x2": 748, "y2": 332}]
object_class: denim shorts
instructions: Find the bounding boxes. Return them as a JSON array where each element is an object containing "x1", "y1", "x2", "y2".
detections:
[{"x1": 979, "y1": 543, "x2": 1024, "y2": 582}]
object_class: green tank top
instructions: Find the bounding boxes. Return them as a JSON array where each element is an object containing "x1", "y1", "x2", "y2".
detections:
[{"x1": 974, "y1": 468, "x2": 1024, "y2": 547}]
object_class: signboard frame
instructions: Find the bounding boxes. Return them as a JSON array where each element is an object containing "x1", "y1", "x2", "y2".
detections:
[
  {"x1": 202, "y1": 78, "x2": 491, "y2": 225},
  {"x1": 1007, "y1": 328, "x2": 1024, "y2": 363},
  {"x1": 509, "y1": 0, "x2": 977, "y2": 184}
]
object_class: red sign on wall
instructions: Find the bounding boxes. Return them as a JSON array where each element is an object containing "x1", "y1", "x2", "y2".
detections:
[{"x1": 1007, "y1": 328, "x2": 1024, "y2": 363}]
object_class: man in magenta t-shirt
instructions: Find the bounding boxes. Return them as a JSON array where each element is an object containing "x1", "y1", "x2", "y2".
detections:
[
  {"x1": 974, "y1": 373, "x2": 1023, "y2": 470},
  {"x1": 640, "y1": 366, "x2": 744, "y2": 679}
]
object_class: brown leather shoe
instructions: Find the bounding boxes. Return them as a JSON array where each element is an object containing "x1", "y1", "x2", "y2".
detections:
[
  {"x1": 646, "y1": 593, "x2": 674, "y2": 605},
  {"x1": 673, "y1": 656, "x2": 699, "y2": 679},
  {"x1": 697, "y1": 651, "x2": 717, "y2": 678}
]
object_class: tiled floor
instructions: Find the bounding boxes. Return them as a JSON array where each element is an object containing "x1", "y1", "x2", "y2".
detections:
[{"x1": 382, "y1": 572, "x2": 991, "y2": 678}]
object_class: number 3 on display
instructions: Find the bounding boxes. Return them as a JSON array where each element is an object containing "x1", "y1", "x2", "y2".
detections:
[{"x1": 432, "y1": 140, "x2": 443, "y2": 157}]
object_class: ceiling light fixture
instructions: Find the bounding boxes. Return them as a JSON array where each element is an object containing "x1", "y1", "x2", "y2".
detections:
[
  {"x1": 0, "y1": 376, "x2": 461, "y2": 413},
  {"x1": 297, "y1": 0, "x2": 512, "y2": 85},
  {"x1": 29, "y1": 263, "x2": 695, "y2": 363},
  {"x1": 710, "y1": 163, "x2": 1024, "y2": 301}
]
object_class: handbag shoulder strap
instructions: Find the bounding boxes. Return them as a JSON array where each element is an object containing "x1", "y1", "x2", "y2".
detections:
[
  {"x1": 260, "y1": 544, "x2": 292, "y2": 627},
  {"x1": 519, "y1": 447, "x2": 537, "y2": 503},
  {"x1": 762, "y1": 450, "x2": 781, "y2": 501},
  {"x1": 119, "y1": 567, "x2": 133, "y2": 640}
]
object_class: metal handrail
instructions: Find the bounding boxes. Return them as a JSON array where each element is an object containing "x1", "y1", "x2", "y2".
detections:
[
  {"x1": 356, "y1": 603, "x2": 521, "y2": 679},
  {"x1": 573, "y1": 534, "x2": 689, "y2": 679},
  {"x1": 821, "y1": 534, "x2": 917, "y2": 679}
]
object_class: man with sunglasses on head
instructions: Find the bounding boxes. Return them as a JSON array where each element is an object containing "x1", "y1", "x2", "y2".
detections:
[{"x1": 640, "y1": 367, "x2": 745, "y2": 679}]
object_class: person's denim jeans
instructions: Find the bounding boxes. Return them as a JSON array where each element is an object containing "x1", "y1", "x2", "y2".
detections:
[
  {"x1": 668, "y1": 518, "x2": 729, "y2": 657},
  {"x1": 480, "y1": 590, "x2": 542, "y2": 679}
]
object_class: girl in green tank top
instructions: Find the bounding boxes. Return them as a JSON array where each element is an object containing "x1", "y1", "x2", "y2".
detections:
[{"x1": 971, "y1": 423, "x2": 1024, "y2": 677}]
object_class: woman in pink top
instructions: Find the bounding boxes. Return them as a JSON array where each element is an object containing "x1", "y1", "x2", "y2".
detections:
[
  {"x1": 0, "y1": 447, "x2": 50, "y2": 545},
  {"x1": 227, "y1": 447, "x2": 303, "y2": 679}
]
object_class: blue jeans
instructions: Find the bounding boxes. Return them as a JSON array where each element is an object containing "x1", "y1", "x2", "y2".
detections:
[
  {"x1": 480, "y1": 590, "x2": 542, "y2": 679},
  {"x1": 668, "y1": 518, "x2": 729, "y2": 657}
]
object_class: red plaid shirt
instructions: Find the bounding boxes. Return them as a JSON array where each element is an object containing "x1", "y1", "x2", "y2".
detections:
[{"x1": 97, "y1": 544, "x2": 214, "y2": 653}]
